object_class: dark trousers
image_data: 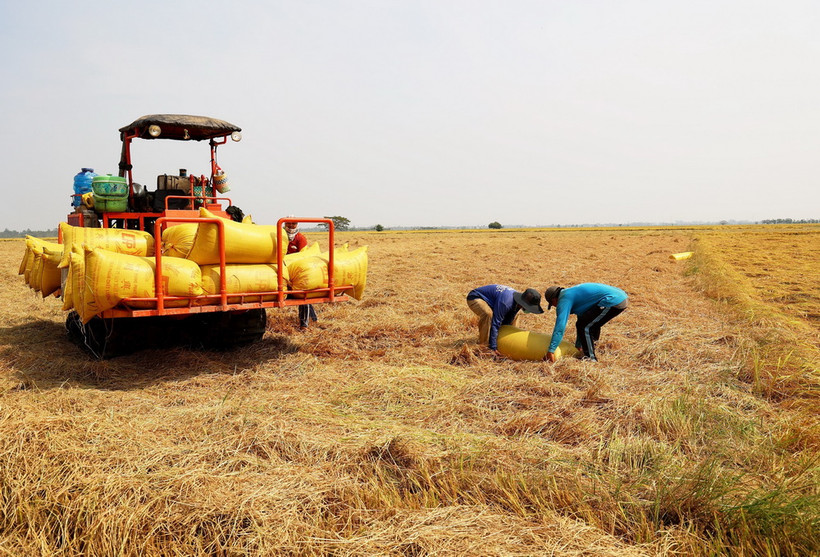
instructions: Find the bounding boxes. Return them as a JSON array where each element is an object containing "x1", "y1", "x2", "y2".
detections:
[
  {"x1": 298, "y1": 304, "x2": 318, "y2": 328},
  {"x1": 575, "y1": 300, "x2": 627, "y2": 361}
]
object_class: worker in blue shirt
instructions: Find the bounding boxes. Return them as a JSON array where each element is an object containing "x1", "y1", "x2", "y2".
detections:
[
  {"x1": 543, "y1": 283, "x2": 629, "y2": 362},
  {"x1": 466, "y1": 285, "x2": 543, "y2": 352}
]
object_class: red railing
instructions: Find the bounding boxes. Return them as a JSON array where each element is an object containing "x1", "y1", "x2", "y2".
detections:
[{"x1": 98, "y1": 216, "x2": 350, "y2": 318}]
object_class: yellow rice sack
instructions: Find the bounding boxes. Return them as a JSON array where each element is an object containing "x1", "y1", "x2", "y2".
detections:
[
  {"x1": 161, "y1": 223, "x2": 198, "y2": 258},
  {"x1": 19, "y1": 241, "x2": 32, "y2": 275},
  {"x1": 29, "y1": 250, "x2": 43, "y2": 292},
  {"x1": 61, "y1": 260, "x2": 74, "y2": 310},
  {"x1": 496, "y1": 325, "x2": 580, "y2": 361},
  {"x1": 40, "y1": 245, "x2": 63, "y2": 297},
  {"x1": 71, "y1": 249, "x2": 100, "y2": 322},
  {"x1": 58, "y1": 222, "x2": 155, "y2": 268},
  {"x1": 25, "y1": 237, "x2": 62, "y2": 295},
  {"x1": 287, "y1": 255, "x2": 327, "y2": 296},
  {"x1": 270, "y1": 241, "x2": 319, "y2": 290},
  {"x1": 23, "y1": 250, "x2": 35, "y2": 285},
  {"x1": 81, "y1": 248, "x2": 203, "y2": 323},
  {"x1": 199, "y1": 264, "x2": 285, "y2": 303},
  {"x1": 334, "y1": 246, "x2": 368, "y2": 300},
  {"x1": 287, "y1": 246, "x2": 368, "y2": 300},
  {"x1": 186, "y1": 208, "x2": 280, "y2": 265},
  {"x1": 62, "y1": 246, "x2": 84, "y2": 311},
  {"x1": 24, "y1": 251, "x2": 35, "y2": 286},
  {"x1": 195, "y1": 243, "x2": 320, "y2": 303},
  {"x1": 22, "y1": 236, "x2": 62, "y2": 284}
]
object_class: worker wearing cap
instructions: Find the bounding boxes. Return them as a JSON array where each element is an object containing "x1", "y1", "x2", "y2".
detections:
[
  {"x1": 543, "y1": 283, "x2": 628, "y2": 362},
  {"x1": 466, "y1": 285, "x2": 544, "y2": 352},
  {"x1": 284, "y1": 218, "x2": 317, "y2": 329}
]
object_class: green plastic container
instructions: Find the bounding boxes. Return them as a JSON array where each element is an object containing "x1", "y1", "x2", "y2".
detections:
[
  {"x1": 91, "y1": 175, "x2": 128, "y2": 212},
  {"x1": 91, "y1": 175, "x2": 128, "y2": 196},
  {"x1": 94, "y1": 194, "x2": 128, "y2": 212}
]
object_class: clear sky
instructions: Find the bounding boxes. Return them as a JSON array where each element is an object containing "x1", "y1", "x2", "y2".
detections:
[{"x1": 1, "y1": 1, "x2": 818, "y2": 231}]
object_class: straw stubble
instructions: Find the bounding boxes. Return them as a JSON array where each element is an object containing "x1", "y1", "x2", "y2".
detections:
[{"x1": 0, "y1": 225, "x2": 817, "y2": 555}]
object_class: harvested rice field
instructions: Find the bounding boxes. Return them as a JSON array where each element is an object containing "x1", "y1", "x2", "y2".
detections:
[
  {"x1": 0, "y1": 224, "x2": 817, "y2": 556},
  {"x1": 694, "y1": 226, "x2": 820, "y2": 327}
]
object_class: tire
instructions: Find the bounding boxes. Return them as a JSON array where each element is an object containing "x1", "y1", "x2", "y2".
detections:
[
  {"x1": 65, "y1": 309, "x2": 267, "y2": 358},
  {"x1": 65, "y1": 311, "x2": 131, "y2": 359},
  {"x1": 194, "y1": 309, "x2": 267, "y2": 349}
]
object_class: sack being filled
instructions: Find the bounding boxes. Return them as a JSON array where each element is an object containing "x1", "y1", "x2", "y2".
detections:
[{"x1": 496, "y1": 325, "x2": 580, "y2": 361}]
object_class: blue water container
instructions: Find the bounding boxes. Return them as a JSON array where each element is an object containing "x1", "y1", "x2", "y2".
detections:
[{"x1": 72, "y1": 168, "x2": 97, "y2": 207}]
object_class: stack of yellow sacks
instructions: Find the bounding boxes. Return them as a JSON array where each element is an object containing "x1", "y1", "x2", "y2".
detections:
[
  {"x1": 18, "y1": 236, "x2": 64, "y2": 298},
  {"x1": 164, "y1": 208, "x2": 367, "y2": 303},
  {"x1": 55, "y1": 223, "x2": 202, "y2": 324},
  {"x1": 20, "y1": 208, "x2": 368, "y2": 324}
]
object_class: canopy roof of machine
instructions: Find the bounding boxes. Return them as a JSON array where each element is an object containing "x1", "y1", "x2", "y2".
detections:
[{"x1": 119, "y1": 114, "x2": 241, "y2": 141}]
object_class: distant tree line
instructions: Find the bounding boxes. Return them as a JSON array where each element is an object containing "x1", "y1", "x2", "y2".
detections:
[
  {"x1": 760, "y1": 218, "x2": 819, "y2": 224},
  {"x1": 1, "y1": 228, "x2": 58, "y2": 239}
]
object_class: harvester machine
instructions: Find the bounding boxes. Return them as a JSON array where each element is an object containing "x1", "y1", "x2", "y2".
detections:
[{"x1": 48, "y1": 114, "x2": 358, "y2": 357}]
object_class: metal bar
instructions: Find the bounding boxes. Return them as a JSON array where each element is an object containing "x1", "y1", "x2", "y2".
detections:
[
  {"x1": 328, "y1": 221, "x2": 335, "y2": 301},
  {"x1": 209, "y1": 137, "x2": 227, "y2": 181},
  {"x1": 276, "y1": 216, "x2": 336, "y2": 295},
  {"x1": 119, "y1": 131, "x2": 138, "y2": 192},
  {"x1": 101, "y1": 292, "x2": 352, "y2": 319},
  {"x1": 276, "y1": 219, "x2": 285, "y2": 306},
  {"x1": 153, "y1": 219, "x2": 165, "y2": 313},
  {"x1": 218, "y1": 219, "x2": 227, "y2": 310},
  {"x1": 153, "y1": 216, "x2": 225, "y2": 315},
  {"x1": 162, "y1": 195, "x2": 233, "y2": 211}
]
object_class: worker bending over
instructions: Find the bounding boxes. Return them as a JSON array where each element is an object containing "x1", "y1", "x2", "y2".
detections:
[
  {"x1": 466, "y1": 285, "x2": 543, "y2": 354},
  {"x1": 543, "y1": 283, "x2": 628, "y2": 362}
]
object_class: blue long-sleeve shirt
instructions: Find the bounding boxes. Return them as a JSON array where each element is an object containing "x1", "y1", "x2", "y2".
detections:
[
  {"x1": 549, "y1": 283, "x2": 628, "y2": 352},
  {"x1": 467, "y1": 284, "x2": 521, "y2": 350}
]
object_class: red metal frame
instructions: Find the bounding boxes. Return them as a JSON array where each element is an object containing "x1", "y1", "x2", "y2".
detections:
[
  {"x1": 96, "y1": 216, "x2": 350, "y2": 319},
  {"x1": 119, "y1": 131, "x2": 138, "y2": 187},
  {"x1": 99, "y1": 194, "x2": 233, "y2": 229},
  {"x1": 210, "y1": 136, "x2": 227, "y2": 178},
  {"x1": 277, "y1": 217, "x2": 338, "y2": 305},
  {"x1": 118, "y1": 131, "x2": 226, "y2": 208},
  {"x1": 66, "y1": 212, "x2": 84, "y2": 228}
]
